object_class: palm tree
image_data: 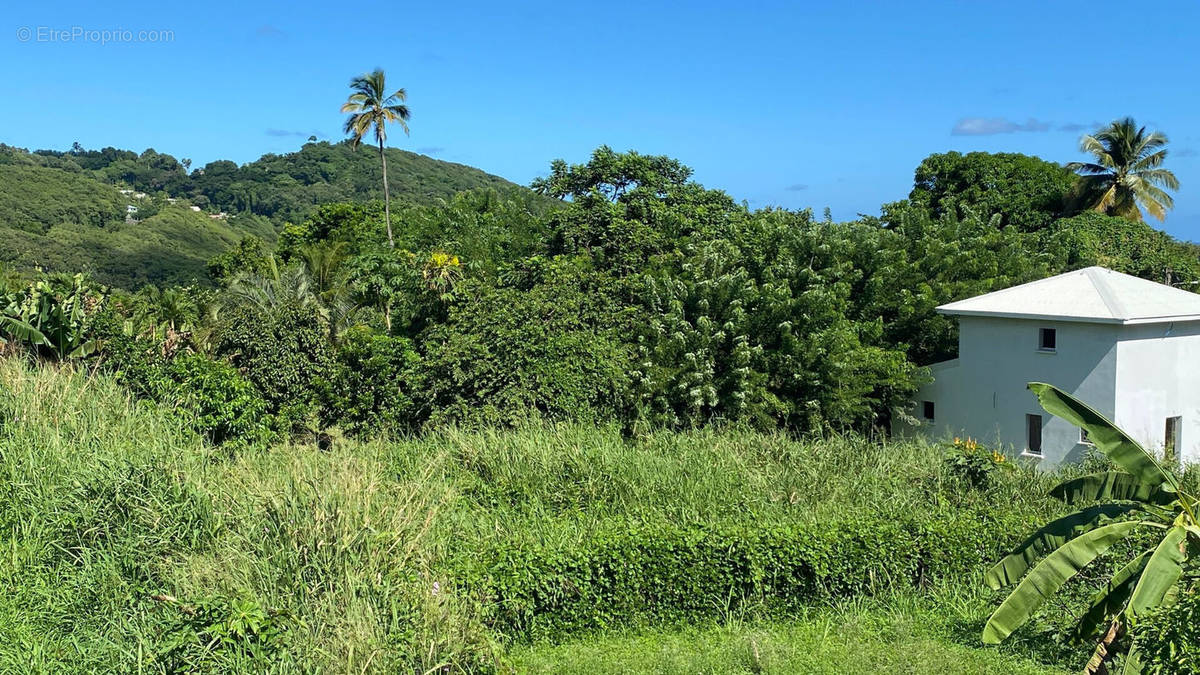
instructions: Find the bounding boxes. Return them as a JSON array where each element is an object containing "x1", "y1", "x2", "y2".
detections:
[
  {"x1": 1067, "y1": 117, "x2": 1179, "y2": 222},
  {"x1": 341, "y1": 69, "x2": 411, "y2": 248}
]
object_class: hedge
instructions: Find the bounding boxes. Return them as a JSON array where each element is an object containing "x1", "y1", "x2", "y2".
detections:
[{"x1": 454, "y1": 510, "x2": 1031, "y2": 641}]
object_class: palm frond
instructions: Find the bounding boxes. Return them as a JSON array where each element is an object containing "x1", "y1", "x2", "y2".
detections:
[
  {"x1": 1066, "y1": 162, "x2": 1113, "y2": 176},
  {"x1": 1135, "y1": 168, "x2": 1180, "y2": 191},
  {"x1": 1130, "y1": 148, "x2": 1167, "y2": 171},
  {"x1": 1079, "y1": 136, "x2": 1116, "y2": 168}
]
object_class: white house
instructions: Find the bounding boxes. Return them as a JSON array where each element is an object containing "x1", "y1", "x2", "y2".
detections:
[{"x1": 901, "y1": 266, "x2": 1200, "y2": 467}]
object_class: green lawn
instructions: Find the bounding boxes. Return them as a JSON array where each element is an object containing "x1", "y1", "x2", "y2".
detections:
[{"x1": 512, "y1": 598, "x2": 1069, "y2": 674}]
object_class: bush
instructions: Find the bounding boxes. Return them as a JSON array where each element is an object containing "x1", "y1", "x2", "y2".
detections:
[
  {"x1": 214, "y1": 303, "x2": 333, "y2": 434},
  {"x1": 1137, "y1": 583, "x2": 1200, "y2": 674},
  {"x1": 458, "y1": 511, "x2": 1031, "y2": 641},
  {"x1": 942, "y1": 437, "x2": 1013, "y2": 489},
  {"x1": 154, "y1": 594, "x2": 296, "y2": 671},
  {"x1": 317, "y1": 326, "x2": 420, "y2": 435},
  {"x1": 94, "y1": 314, "x2": 272, "y2": 445},
  {"x1": 159, "y1": 353, "x2": 271, "y2": 446},
  {"x1": 418, "y1": 271, "x2": 633, "y2": 428}
]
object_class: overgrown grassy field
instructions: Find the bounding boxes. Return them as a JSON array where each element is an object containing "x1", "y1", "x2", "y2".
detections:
[{"x1": 0, "y1": 359, "x2": 1084, "y2": 672}]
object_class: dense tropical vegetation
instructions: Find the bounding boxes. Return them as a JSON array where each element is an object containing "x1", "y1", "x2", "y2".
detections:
[{"x1": 3, "y1": 114, "x2": 1200, "y2": 672}]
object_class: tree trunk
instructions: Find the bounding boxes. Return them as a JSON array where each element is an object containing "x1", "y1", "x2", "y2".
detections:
[
  {"x1": 1084, "y1": 620, "x2": 1124, "y2": 675},
  {"x1": 379, "y1": 137, "x2": 394, "y2": 248}
]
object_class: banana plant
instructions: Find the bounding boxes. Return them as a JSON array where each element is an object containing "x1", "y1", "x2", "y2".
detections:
[
  {"x1": 0, "y1": 273, "x2": 101, "y2": 359},
  {"x1": 982, "y1": 382, "x2": 1198, "y2": 674}
]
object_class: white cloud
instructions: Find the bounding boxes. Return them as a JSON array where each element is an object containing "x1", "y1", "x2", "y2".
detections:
[{"x1": 951, "y1": 117, "x2": 1052, "y2": 136}]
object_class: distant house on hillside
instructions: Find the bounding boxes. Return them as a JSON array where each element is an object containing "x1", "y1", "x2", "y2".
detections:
[{"x1": 899, "y1": 267, "x2": 1200, "y2": 467}]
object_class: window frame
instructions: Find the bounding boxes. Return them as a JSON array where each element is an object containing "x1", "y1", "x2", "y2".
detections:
[
  {"x1": 1025, "y1": 413, "x2": 1044, "y2": 457},
  {"x1": 1038, "y1": 327, "x2": 1057, "y2": 353}
]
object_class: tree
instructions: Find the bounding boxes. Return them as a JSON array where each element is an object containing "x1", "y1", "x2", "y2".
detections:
[
  {"x1": 534, "y1": 146, "x2": 740, "y2": 274},
  {"x1": 1067, "y1": 118, "x2": 1180, "y2": 223},
  {"x1": 344, "y1": 247, "x2": 417, "y2": 333},
  {"x1": 221, "y1": 258, "x2": 328, "y2": 325},
  {"x1": 1041, "y1": 211, "x2": 1200, "y2": 286},
  {"x1": 982, "y1": 383, "x2": 1198, "y2": 674},
  {"x1": 340, "y1": 69, "x2": 411, "y2": 248},
  {"x1": 908, "y1": 151, "x2": 1075, "y2": 232}
]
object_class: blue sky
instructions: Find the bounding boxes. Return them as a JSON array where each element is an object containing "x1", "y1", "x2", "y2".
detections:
[{"x1": 4, "y1": 1, "x2": 1200, "y2": 238}]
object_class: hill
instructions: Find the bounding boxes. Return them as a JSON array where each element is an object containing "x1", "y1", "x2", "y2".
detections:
[
  {"x1": 199, "y1": 141, "x2": 522, "y2": 223},
  {"x1": 0, "y1": 141, "x2": 533, "y2": 288},
  {"x1": 0, "y1": 203, "x2": 275, "y2": 289},
  {"x1": 22, "y1": 140, "x2": 525, "y2": 225}
]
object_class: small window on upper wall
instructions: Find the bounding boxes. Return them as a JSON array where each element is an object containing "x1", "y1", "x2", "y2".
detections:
[
  {"x1": 1080, "y1": 428, "x2": 1093, "y2": 445},
  {"x1": 922, "y1": 401, "x2": 935, "y2": 420},
  {"x1": 1039, "y1": 328, "x2": 1057, "y2": 352}
]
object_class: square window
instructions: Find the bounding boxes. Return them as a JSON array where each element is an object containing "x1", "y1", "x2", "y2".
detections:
[
  {"x1": 922, "y1": 401, "x2": 935, "y2": 420},
  {"x1": 1080, "y1": 428, "x2": 1093, "y2": 445},
  {"x1": 1039, "y1": 328, "x2": 1057, "y2": 351}
]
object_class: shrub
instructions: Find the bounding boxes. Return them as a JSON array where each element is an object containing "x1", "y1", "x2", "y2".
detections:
[
  {"x1": 154, "y1": 594, "x2": 297, "y2": 672},
  {"x1": 159, "y1": 353, "x2": 271, "y2": 446},
  {"x1": 942, "y1": 437, "x2": 1012, "y2": 489},
  {"x1": 418, "y1": 270, "x2": 633, "y2": 428},
  {"x1": 214, "y1": 303, "x2": 333, "y2": 434},
  {"x1": 1138, "y1": 583, "x2": 1200, "y2": 674},
  {"x1": 457, "y1": 511, "x2": 1030, "y2": 641},
  {"x1": 317, "y1": 326, "x2": 420, "y2": 435},
  {"x1": 94, "y1": 314, "x2": 272, "y2": 445}
]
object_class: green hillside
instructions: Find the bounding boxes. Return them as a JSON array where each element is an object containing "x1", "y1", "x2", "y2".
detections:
[
  {"x1": 20, "y1": 140, "x2": 527, "y2": 225},
  {"x1": 0, "y1": 141, "x2": 533, "y2": 287},
  {"x1": 0, "y1": 204, "x2": 274, "y2": 289},
  {"x1": 0, "y1": 164, "x2": 126, "y2": 234},
  {"x1": 198, "y1": 141, "x2": 522, "y2": 223}
]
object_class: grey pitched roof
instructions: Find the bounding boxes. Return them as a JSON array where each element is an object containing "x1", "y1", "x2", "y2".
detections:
[{"x1": 937, "y1": 267, "x2": 1200, "y2": 324}]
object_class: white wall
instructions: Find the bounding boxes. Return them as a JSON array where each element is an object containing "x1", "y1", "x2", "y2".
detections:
[
  {"x1": 904, "y1": 316, "x2": 1119, "y2": 467},
  {"x1": 1115, "y1": 322, "x2": 1200, "y2": 465}
]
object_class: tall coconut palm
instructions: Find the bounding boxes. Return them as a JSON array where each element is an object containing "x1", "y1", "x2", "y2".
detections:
[
  {"x1": 341, "y1": 69, "x2": 411, "y2": 248},
  {"x1": 1067, "y1": 117, "x2": 1179, "y2": 222}
]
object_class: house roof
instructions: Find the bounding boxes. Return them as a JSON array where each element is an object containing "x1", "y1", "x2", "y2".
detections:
[{"x1": 937, "y1": 266, "x2": 1200, "y2": 325}]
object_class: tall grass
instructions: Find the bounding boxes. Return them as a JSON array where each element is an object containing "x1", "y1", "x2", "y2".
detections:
[{"x1": 0, "y1": 359, "x2": 1072, "y2": 672}]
